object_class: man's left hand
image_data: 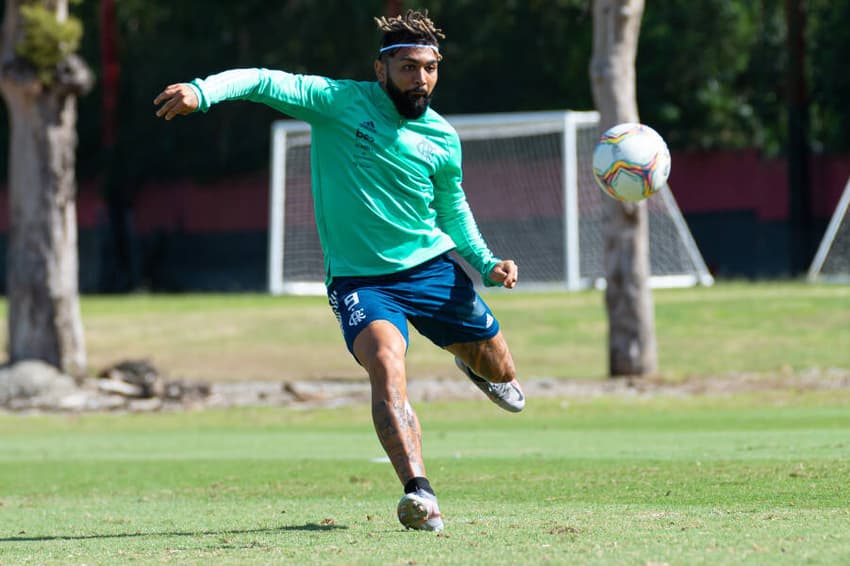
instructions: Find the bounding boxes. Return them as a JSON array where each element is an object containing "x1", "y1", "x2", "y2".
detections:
[{"x1": 489, "y1": 260, "x2": 518, "y2": 289}]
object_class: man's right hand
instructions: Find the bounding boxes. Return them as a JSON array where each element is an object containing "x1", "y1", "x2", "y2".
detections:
[{"x1": 153, "y1": 83, "x2": 199, "y2": 120}]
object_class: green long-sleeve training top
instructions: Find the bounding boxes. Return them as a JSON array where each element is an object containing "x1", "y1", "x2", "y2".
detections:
[{"x1": 188, "y1": 68, "x2": 500, "y2": 286}]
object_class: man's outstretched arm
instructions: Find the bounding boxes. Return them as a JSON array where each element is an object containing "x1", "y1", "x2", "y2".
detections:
[{"x1": 154, "y1": 69, "x2": 338, "y2": 123}]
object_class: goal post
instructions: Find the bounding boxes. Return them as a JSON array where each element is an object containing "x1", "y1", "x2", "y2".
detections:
[
  {"x1": 268, "y1": 110, "x2": 713, "y2": 295},
  {"x1": 808, "y1": 175, "x2": 850, "y2": 283},
  {"x1": 267, "y1": 120, "x2": 318, "y2": 295}
]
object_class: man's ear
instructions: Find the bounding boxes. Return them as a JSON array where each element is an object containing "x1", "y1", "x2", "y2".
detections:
[{"x1": 374, "y1": 58, "x2": 387, "y2": 86}]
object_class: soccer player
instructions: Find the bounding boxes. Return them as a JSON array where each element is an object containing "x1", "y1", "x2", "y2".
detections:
[{"x1": 154, "y1": 9, "x2": 524, "y2": 532}]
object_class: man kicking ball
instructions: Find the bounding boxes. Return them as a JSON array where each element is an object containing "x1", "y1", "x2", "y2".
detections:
[{"x1": 154, "y1": 9, "x2": 525, "y2": 532}]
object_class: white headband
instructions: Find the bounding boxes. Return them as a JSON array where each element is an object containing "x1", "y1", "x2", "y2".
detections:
[{"x1": 379, "y1": 43, "x2": 440, "y2": 55}]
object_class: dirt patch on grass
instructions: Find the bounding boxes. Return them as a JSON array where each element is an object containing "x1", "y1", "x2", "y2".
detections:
[
  {"x1": 203, "y1": 366, "x2": 850, "y2": 409},
  {"x1": 3, "y1": 360, "x2": 849, "y2": 413}
]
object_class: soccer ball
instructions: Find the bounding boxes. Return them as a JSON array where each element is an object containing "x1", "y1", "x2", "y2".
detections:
[{"x1": 591, "y1": 123, "x2": 671, "y2": 202}]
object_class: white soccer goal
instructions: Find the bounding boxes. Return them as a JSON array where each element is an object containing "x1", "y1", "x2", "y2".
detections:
[
  {"x1": 267, "y1": 110, "x2": 714, "y2": 295},
  {"x1": 808, "y1": 175, "x2": 850, "y2": 283}
]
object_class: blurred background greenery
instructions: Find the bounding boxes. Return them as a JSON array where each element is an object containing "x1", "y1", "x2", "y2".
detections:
[{"x1": 1, "y1": 0, "x2": 848, "y2": 184}]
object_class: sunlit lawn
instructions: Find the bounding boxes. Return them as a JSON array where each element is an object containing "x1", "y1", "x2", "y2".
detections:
[{"x1": 2, "y1": 393, "x2": 849, "y2": 564}]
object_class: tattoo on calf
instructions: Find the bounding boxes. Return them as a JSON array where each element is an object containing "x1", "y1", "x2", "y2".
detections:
[{"x1": 372, "y1": 398, "x2": 425, "y2": 481}]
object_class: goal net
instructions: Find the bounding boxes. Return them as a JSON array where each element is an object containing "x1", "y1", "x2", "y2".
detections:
[
  {"x1": 808, "y1": 175, "x2": 850, "y2": 283},
  {"x1": 268, "y1": 110, "x2": 714, "y2": 295}
]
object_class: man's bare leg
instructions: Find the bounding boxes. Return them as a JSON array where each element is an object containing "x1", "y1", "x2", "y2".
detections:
[
  {"x1": 353, "y1": 320, "x2": 425, "y2": 484},
  {"x1": 353, "y1": 320, "x2": 443, "y2": 531}
]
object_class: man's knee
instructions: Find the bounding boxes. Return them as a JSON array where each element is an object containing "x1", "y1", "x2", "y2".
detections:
[
  {"x1": 353, "y1": 321, "x2": 408, "y2": 393},
  {"x1": 367, "y1": 342, "x2": 406, "y2": 375},
  {"x1": 354, "y1": 322, "x2": 405, "y2": 364}
]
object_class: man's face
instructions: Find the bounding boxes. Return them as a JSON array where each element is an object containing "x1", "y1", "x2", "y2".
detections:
[{"x1": 375, "y1": 47, "x2": 439, "y2": 119}]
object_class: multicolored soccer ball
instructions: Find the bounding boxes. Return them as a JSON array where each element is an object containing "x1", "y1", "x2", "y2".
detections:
[{"x1": 591, "y1": 123, "x2": 671, "y2": 202}]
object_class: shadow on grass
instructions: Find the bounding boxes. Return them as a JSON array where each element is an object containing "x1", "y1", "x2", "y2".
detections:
[{"x1": 1, "y1": 522, "x2": 347, "y2": 543}]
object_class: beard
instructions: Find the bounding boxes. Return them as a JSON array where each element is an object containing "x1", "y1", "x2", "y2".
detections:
[{"x1": 385, "y1": 72, "x2": 432, "y2": 119}]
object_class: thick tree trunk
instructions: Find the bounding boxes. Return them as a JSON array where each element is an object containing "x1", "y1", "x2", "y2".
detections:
[
  {"x1": 589, "y1": 0, "x2": 657, "y2": 377},
  {"x1": 0, "y1": 0, "x2": 92, "y2": 377}
]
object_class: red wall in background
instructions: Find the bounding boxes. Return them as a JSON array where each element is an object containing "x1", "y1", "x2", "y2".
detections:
[
  {"x1": 0, "y1": 173, "x2": 269, "y2": 233},
  {"x1": 670, "y1": 150, "x2": 850, "y2": 221},
  {"x1": 131, "y1": 173, "x2": 269, "y2": 233},
  {"x1": 0, "y1": 151, "x2": 848, "y2": 233},
  {"x1": 670, "y1": 150, "x2": 787, "y2": 220}
]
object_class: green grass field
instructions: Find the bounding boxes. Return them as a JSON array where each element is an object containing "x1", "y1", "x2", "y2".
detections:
[
  {"x1": 0, "y1": 281, "x2": 841, "y2": 382},
  {"x1": 2, "y1": 393, "x2": 849, "y2": 564},
  {"x1": 1, "y1": 282, "x2": 849, "y2": 564}
]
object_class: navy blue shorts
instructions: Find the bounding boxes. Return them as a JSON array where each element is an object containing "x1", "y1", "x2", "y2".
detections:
[{"x1": 327, "y1": 254, "x2": 500, "y2": 357}]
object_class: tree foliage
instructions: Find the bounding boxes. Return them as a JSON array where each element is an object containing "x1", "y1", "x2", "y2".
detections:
[
  {"x1": 638, "y1": 1, "x2": 787, "y2": 154},
  {"x1": 1, "y1": 0, "x2": 849, "y2": 187},
  {"x1": 15, "y1": 2, "x2": 83, "y2": 84},
  {"x1": 808, "y1": 0, "x2": 850, "y2": 153}
]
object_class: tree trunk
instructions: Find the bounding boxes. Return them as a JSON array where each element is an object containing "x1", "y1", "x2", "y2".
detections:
[
  {"x1": 589, "y1": 0, "x2": 657, "y2": 377},
  {"x1": 0, "y1": 0, "x2": 93, "y2": 377}
]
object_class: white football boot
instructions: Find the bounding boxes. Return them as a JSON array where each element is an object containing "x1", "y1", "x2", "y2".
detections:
[{"x1": 397, "y1": 489, "x2": 444, "y2": 532}]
